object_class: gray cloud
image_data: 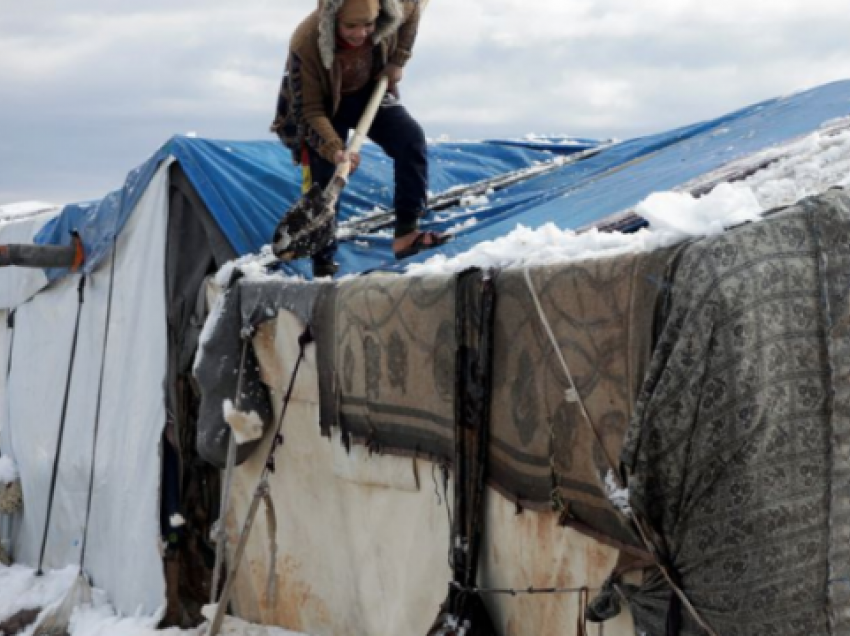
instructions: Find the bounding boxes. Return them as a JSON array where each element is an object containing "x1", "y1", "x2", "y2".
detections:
[{"x1": 1, "y1": 0, "x2": 849, "y2": 203}]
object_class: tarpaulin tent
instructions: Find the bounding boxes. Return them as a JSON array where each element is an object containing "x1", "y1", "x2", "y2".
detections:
[
  {"x1": 0, "y1": 79, "x2": 848, "y2": 632},
  {"x1": 198, "y1": 188, "x2": 850, "y2": 636},
  {"x1": 0, "y1": 140, "x2": 558, "y2": 619}
]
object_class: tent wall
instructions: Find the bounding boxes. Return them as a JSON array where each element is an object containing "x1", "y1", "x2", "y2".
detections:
[
  {"x1": 165, "y1": 163, "x2": 238, "y2": 426},
  {"x1": 160, "y1": 163, "x2": 241, "y2": 620},
  {"x1": 222, "y1": 311, "x2": 635, "y2": 636},
  {"x1": 2, "y1": 165, "x2": 172, "y2": 615}
]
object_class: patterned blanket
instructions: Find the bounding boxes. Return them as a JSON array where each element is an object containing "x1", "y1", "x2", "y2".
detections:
[
  {"x1": 315, "y1": 252, "x2": 675, "y2": 548},
  {"x1": 620, "y1": 189, "x2": 850, "y2": 635},
  {"x1": 489, "y1": 252, "x2": 675, "y2": 548},
  {"x1": 316, "y1": 272, "x2": 458, "y2": 461}
]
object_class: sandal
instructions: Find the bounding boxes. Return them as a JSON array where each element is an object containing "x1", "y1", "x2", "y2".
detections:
[{"x1": 393, "y1": 231, "x2": 451, "y2": 260}]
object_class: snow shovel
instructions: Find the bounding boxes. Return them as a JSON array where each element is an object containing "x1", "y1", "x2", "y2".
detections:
[{"x1": 271, "y1": 76, "x2": 389, "y2": 261}]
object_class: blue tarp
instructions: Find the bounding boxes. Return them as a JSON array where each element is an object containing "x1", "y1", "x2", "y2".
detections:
[
  {"x1": 483, "y1": 136, "x2": 602, "y2": 154},
  {"x1": 35, "y1": 136, "x2": 555, "y2": 280},
  {"x1": 36, "y1": 80, "x2": 850, "y2": 279}
]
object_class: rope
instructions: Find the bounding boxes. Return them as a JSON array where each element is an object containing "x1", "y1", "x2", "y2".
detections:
[
  {"x1": 450, "y1": 581, "x2": 599, "y2": 596},
  {"x1": 577, "y1": 586, "x2": 590, "y2": 636},
  {"x1": 1, "y1": 311, "x2": 18, "y2": 562},
  {"x1": 522, "y1": 268, "x2": 620, "y2": 482},
  {"x1": 2, "y1": 310, "x2": 16, "y2": 482},
  {"x1": 262, "y1": 490, "x2": 279, "y2": 609},
  {"x1": 429, "y1": 461, "x2": 456, "y2": 571},
  {"x1": 5, "y1": 310, "x2": 14, "y2": 375},
  {"x1": 210, "y1": 336, "x2": 251, "y2": 603},
  {"x1": 79, "y1": 238, "x2": 117, "y2": 572},
  {"x1": 208, "y1": 326, "x2": 313, "y2": 636},
  {"x1": 37, "y1": 275, "x2": 86, "y2": 575},
  {"x1": 522, "y1": 267, "x2": 721, "y2": 636}
]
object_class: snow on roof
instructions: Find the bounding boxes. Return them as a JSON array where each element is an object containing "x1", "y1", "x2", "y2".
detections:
[
  {"x1": 0, "y1": 201, "x2": 59, "y2": 224},
  {"x1": 406, "y1": 121, "x2": 850, "y2": 276}
]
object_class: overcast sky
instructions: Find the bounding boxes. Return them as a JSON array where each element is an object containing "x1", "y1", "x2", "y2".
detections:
[{"x1": 1, "y1": 0, "x2": 850, "y2": 204}]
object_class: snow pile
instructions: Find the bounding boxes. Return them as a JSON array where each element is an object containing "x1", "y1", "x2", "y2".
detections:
[
  {"x1": 447, "y1": 217, "x2": 479, "y2": 234},
  {"x1": 407, "y1": 222, "x2": 680, "y2": 276},
  {"x1": 0, "y1": 456, "x2": 18, "y2": 484},
  {"x1": 68, "y1": 603, "x2": 199, "y2": 636},
  {"x1": 737, "y1": 126, "x2": 850, "y2": 205},
  {"x1": 223, "y1": 399, "x2": 264, "y2": 445},
  {"x1": 214, "y1": 245, "x2": 286, "y2": 287},
  {"x1": 0, "y1": 564, "x2": 310, "y2": 636},
  {"x1": 520, "y1": 134, "x2": 589, "y2": 146},
  {"x1": 0, "y1": 564, "x2": 79, "y2": 627},
  {"x1": 408, "y1": 125, "x2": 850, "y2": 276},
  {"x1": 201, "y1": 605, "x2": 308, "y2": 635},
  {"x1": 636, "y1": 182, "x2": 762, "y2": 236}
]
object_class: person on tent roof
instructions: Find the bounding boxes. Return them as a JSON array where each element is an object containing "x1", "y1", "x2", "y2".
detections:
[{"x1": 271, "y1": 0, "x2": 448, "y2": 277}]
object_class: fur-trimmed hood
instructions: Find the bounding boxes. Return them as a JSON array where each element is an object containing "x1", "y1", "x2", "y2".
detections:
[{"x1": 317, "y1": 0, "x2": 404, "y2": 69}]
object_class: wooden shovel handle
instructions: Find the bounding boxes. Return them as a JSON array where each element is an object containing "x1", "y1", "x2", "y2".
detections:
[{"x1": 329, "y1": 76, "x2": 389, "y2": 188}]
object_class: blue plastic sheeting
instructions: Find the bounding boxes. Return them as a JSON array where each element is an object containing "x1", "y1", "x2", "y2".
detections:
[
  {"x1": 36, "y1": 154, "x2": 164, "y2": 280},
  {"x1": 401, "y1": 80, "x2": 850, "y2": 269},
  {"x1": 35, "y1": 136, "x2": 553, "y2": 280},
  {"x1": 36, "y1": 80, "x2": 850, "y2": 280},
  {"x1": 483, "y1": 137, "x2": 601, "y2": 155}
]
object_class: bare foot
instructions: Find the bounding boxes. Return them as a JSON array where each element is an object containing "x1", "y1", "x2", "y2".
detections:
[
  {"x1": 392, "y1": 230, "x2": 451, "y2": 260},
  {"x1": 392, "y1": 231, "x2": 433, "y2": 254}
]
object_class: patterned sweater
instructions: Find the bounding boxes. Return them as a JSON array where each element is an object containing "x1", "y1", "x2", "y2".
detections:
[{"x1": 271, "y1": 0, "x2": 421, "y2": 163}]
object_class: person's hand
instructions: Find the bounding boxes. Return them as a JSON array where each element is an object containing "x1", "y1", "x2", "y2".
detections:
[
  {"x1": 334, "y1": 149, "x2": 361, "y2": 174},
  {"x1": 379, "y1": 63, "x2": 404, "y2": 91}
]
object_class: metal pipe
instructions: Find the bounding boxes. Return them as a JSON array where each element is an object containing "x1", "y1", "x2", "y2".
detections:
[{"x1": 0, "y1": 234, "x2": 84, "y2": 270}]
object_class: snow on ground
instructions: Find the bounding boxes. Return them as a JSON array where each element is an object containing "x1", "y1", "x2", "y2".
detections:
[
  {"x1": 407, "y1": 123, "x2": 850, "y2": 276},
  {"x1": 0, "y1": 564, "x2": 309, "y2": 636}
]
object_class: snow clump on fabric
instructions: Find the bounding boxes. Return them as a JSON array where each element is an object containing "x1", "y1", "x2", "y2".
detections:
[
  {"x1": 0, "y1": 457, "x2": 18, "y2": 484},
  {"x1": 223, "y1": 399, "x2": 265, "y2": 444}
]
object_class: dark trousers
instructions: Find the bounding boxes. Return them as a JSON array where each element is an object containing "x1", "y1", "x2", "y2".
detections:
[{"x1": 309, "y1": 82, "x2": 428, "y2": 260}]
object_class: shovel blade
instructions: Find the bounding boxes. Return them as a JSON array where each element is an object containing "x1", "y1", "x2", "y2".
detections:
[{"x1": 272, "y1": 185, "x2": 336, "y2": 261}]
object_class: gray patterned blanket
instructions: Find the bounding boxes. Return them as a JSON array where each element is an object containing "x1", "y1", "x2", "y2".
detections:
[{"x1": 620, "y1": 189, "x2": 850, "y2": 635}]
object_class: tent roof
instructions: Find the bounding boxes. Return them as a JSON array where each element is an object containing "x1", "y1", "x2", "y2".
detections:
[{"x1": 32, "y1": 79, "x2": 850, "y2": 279}]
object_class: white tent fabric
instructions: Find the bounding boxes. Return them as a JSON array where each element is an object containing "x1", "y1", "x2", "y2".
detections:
[
  {"x1": 225, "y1": 311, "x2": 635, "y2": 636},
  {"x1": 0, "y1": 166, "x2": 171, "y2": 614}
]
